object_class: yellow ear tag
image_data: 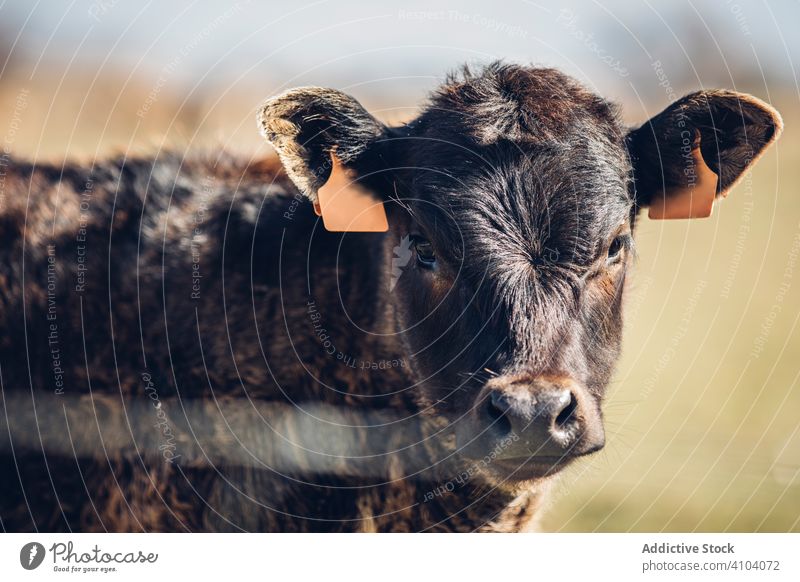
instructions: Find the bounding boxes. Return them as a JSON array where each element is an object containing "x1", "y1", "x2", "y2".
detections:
[
  {"x1": 314, "y1": 154, "x2": 388, "y2": 232},
  {"x1": 648, "y1": 141, "x2": 719, "y2": 220}
]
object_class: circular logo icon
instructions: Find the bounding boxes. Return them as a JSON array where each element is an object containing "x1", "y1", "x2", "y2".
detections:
[{"x1": 20, "y1": 542, "x2": 46, "y2": 570}]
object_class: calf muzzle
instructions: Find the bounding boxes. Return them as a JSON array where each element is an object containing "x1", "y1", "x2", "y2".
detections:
[{"x1": 457, "y1": 375, "x2": 605, "y2": 463}]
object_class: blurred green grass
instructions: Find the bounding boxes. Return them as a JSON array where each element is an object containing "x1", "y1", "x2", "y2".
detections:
[{"x1": 545, "y1": 102, "x2": 800, "y2": 531}]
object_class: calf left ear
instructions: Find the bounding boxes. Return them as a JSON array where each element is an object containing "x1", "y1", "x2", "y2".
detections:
[
  {"x1": 626, "y1": 91, "x2": 782, "y2": 219},
  {"x1": 258, "y1": 87, "x2": 390, "y2": 232},
  {"x1": 258, "y1": 87, "x2": 387, "y2": 202}
]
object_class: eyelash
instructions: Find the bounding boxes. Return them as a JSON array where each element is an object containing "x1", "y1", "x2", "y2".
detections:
[
  {"x1": 607, "y1": 235, "x2": 630, "y2": 263},
  {"x1": 411, "y1": 236, "x2": 436, "y2": 267}
]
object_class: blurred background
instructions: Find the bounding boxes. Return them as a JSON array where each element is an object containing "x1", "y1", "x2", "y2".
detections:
[{"x1": 0, "y1": 0, "x2": 797, "y2": 531}]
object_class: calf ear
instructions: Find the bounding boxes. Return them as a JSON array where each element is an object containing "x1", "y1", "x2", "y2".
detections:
[
  {"x1": 258, "y1": 87, "x2": 387, "y2": 200},
  {"x1": 258, "y1": 87, "x2": 389, "y2": 231},
  {"x1": 626, "y1": 91, "x2": 782, "y2": 219}
]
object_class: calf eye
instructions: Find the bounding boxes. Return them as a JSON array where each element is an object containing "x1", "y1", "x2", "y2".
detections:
[
  {"x1": 606, "y1": 235, "x2": 627, "y2": 263},
  {"x1": 413, "y1": 237, "x2": 436, "y2": 267}
]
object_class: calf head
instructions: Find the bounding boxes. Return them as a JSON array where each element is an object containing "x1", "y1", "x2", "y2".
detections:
[{"x1": 259, "y1": 63, "x2": 781, "y2": 483}]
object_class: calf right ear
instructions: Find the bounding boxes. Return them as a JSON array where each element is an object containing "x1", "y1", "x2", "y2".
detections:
[
  {"x1": 258, "y1": 87, "x2": 388, "y2": 204},
  {"x1": 626, "y1": 90, "x2": 782, "y2": 219}
]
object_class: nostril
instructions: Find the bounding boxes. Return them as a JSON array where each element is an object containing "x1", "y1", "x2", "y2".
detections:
[
  {"x1": 489, "y1": 391, "x2": 509, "y2": 414},
  {"x1": 555, "y1": 391, "x2": 579, "y2": 428},
  {"x1": 486, "y1": 393, "x2": 513, "y2": 435},
  {"x1": 487, "y1": 397, "x2": 503, "y2": 421}
]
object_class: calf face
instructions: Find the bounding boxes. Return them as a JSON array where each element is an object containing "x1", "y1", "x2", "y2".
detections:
[{"x1": 260, "y1": 63, "x2": 781, "y2": 483}]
